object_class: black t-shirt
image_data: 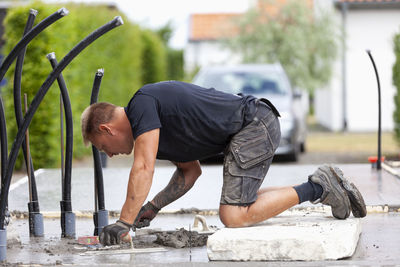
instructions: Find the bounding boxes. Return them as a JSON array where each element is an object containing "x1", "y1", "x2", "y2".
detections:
[{"x1": 124, "y1": 81, "x2": 257, "y2": 162}]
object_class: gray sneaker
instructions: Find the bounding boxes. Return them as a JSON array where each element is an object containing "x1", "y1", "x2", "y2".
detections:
[
  {"x1": 329, "y1": 165, "x2": 367, "y2": 218},
  {"x1": 309, "y1": 165, "x2": 351, "y2": 219}
]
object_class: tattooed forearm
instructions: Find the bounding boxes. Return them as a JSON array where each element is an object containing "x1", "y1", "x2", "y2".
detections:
[{"x1": 152, "y1": 168, "x2": 190, "y2": 209}]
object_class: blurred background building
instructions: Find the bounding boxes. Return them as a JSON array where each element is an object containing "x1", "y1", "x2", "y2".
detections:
[{"x1": 185, "y1": 0, "x2": 400, "y2": 132}]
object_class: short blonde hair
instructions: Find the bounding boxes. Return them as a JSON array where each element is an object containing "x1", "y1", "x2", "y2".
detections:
[{"x1": 81, "y1": 102, "x2": 117, "y2": 146}]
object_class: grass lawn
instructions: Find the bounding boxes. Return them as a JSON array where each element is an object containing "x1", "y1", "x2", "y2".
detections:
[{"x1": 306, "y1": 131, "x2": 399, "y2": 156}]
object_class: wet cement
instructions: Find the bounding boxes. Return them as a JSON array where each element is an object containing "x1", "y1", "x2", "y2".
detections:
[
  {"x1": 6, "y1": 214, "x2": 218, "y2": 266},
  {"x1": 154, "y1": 228, "x2": 209, "y2": 248}
]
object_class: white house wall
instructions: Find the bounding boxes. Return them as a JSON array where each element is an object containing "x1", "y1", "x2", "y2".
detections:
[
  {"x1": 317, "y1": 7, "x2": 400, "y2": 132},
  {"x1": 315, "y1": 58, "x2": 344, "y2": 131},
  {"x1": 184, "y1": 41, "x2": 242, "y2": 73},
  {"x1": 345, "y1": 9, "x2": 399, "y2": 132}
]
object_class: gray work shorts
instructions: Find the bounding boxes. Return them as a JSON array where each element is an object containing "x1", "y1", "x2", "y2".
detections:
[{"x1": 220, "y1": 102, "x2": 281, "y2": 206}]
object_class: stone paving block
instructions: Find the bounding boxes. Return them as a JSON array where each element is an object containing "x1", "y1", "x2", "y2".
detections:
[{"x1": 207, "y1": 211, "x2": 362, "y2": 261}]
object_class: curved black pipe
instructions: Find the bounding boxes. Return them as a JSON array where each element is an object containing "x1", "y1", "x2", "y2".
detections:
[
  {"x1": 366, "y1": 50, "x2": 382, "y2": 170},
  {"x1": 46, "y1": 52, "x2": 73, "y2": 205},
  {"x1": 0, "y1": 16, "x2": 124, "y2": 229},
  {"x1": 0, "y1": 8, "x2": 68, "y2": 214},
  {"x1": 0, "y1": 8, "x2": 69, "y2": 84},
  {"x1": 0, "y1": 98, "x2": 9, "y2": 228},
  {"x1": 0, "y1": 98, "x2": 7, "y2": 188},
  {"x1": 13, "y1": 9, "x2": 40, "y2": 212},
  {"x1": 91, "y1": 69, "x2": 105, "y2": 211}
]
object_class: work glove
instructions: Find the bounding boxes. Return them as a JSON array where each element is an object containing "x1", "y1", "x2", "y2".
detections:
[
  {"x1": 99, "y1": 219, "x2": 132, "y2": 246},
  {"x1": 133, "y1": 201, "x2": 160, "y2": 229}
]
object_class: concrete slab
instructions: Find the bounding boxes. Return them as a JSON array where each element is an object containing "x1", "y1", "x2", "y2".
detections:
[{"x1": 207, "y1": 211, "x2": 362, "y2": 261}]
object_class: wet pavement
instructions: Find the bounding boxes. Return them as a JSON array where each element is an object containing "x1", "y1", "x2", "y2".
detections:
[
  {"x1": 5, "y1": 162, "x2": 400, "y2": 265},
  {"x1": 9, "y1": 163, "x2": 400, "y2": 211},
  {"x1": 6, "y1": 212, "x2": 400, "y2": 266}
]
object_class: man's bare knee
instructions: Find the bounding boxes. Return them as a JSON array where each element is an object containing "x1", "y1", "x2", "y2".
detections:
[{"x1": 219, "y1": 205, "x2": 248, "y2": 228}]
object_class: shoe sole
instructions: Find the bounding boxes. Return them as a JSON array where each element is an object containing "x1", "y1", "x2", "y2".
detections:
[
  {"x1": 330, "y1": 166, "x2": 367, "y2": 218},
  {"x1": 312, "y1": 165, "x2": 351, "y2": 219}
]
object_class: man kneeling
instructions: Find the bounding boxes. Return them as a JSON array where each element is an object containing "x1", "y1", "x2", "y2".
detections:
[{"x1": 80, "y1": 81, "x2": 366, "y2": 246}]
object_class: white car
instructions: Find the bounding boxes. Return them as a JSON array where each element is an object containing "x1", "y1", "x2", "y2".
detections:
[{"x1": 192, "y1": 64, "x2": 307, "y2": 161}]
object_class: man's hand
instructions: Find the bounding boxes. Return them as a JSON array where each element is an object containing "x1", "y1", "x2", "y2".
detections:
[
  {"x1": 133, "y1": 201, "x2": 160, "y2": 229},
  {"x1": 99, "y1": 220, "x2": 132, "y2": 246}
]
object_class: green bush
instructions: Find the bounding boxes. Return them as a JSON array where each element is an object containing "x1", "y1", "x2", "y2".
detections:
[
  {"x1": 393, "y1": 32, "x2": 400, "y2": 145},
  {"x1": 1, "y1": 2, "x2": 144, "y2": 168},
  {"x1": 155, "y1": 23, "x2": 184, "y2": 81},
  {"x1": 140, "y1": 29, "x2": 167, "y2": 84},
  {"x1": 167, "y1": 48, "x2": 184, "y2": 81}
]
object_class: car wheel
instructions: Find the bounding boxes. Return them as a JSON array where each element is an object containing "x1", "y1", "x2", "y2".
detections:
[
  {"x1": 286, "y1": 145, "x2": 299, "y2": 162},
  {"x1": 300, "y1": 142, "x2": 306, "y2": 153}
]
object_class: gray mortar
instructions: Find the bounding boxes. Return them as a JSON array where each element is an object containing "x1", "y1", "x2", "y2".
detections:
[{"x1": 154, "y1": 228, "x2": 209, "y2": 248}]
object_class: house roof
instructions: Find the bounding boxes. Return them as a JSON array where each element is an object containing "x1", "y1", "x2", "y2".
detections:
[
  {"x1": 334, "y1": 0, "x2": 400, "y2": 8},
  {"x1": 337, "y1": 0, "x2": 400, "y2": 2},
  {"x1": 189, "y1": 0, "x2": 314, "y2": 42},
  {"x1": 189, "y1": 13, "x2": 240, "y2": 41}
]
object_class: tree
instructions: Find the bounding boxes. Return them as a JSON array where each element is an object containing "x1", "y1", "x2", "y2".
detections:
[
  {"x1": 225, "y1": 0, "x2": 338, "y2": 95},
  {"x1": 392, "y1": 32, "x2": 400, "y2": 145}
]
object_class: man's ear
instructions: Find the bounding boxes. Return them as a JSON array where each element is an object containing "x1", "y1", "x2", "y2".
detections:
[{"x1": 99, "y1": 124, "x2": 113, "y2": 135}]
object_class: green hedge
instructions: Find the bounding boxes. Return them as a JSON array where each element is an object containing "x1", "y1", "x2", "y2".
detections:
[
  {"x1": 393, "y1": 32, "x2": 400, "y2": 145},
  {"x1": 140, "y1": 29, "x2": 167, "y2": 84},
  {"x1": 167, "y1": 48, "x2": 184, "y2": 81},
  {"x1": 1, "y1": 2, "x2": 169, "y2": 169}
]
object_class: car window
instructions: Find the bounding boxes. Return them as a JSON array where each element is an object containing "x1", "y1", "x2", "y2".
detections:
[{"x1": 194, "y1": 69, "x2": 289, "y2": 95}]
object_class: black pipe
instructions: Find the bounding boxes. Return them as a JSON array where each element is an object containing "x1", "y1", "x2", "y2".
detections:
[
  {"x1": 0, "y1": 8, "x2": 69, "y2": 85},
  {"x1": 60, "y1": 95, "x2": 65, "y2": 197},
  {"x1": 91, "y1": 69, "x2": 108, "y2": 235},
  {"x1": 0, "y1": 16, "x2": 124, "y2": 229},
  {"x1": 46, "y1": 52, "x2": 73, "y2": 207},
  {"x1": 0, "y1": 8, "x2": 68, "y2": 218},
  {"x1": 90, "y1": 69, "x2": 103, "y2": 104},
  {"x1": 0, "y1": 98, "x2": 7, "y2": 190},
  {"x1": 46, "y1": 52, "x2": 75, "y2": 238},
  {"x1": 366, "y1": 50, "x2": 382, "y2": 170},
  {"x1": 0, "y1": 98, "x2": 9, "y2": 228},
  {"x1": 13, "y1": 9, "x2": 40, "y2": 213},
  {"x1": 91, "y1": 69, "x2": 106, "y2": 211}
]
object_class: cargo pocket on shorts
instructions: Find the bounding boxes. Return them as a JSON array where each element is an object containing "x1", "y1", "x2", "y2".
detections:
[{"x1": 229, "y1": 123, "x2": 274, "y2": 175}]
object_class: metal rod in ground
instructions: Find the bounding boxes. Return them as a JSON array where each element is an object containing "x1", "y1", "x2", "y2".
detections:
[
  {"x1": 189, "y1": 224, "x2": 192, "y2": 262},
  {"x1": 24, "y1": 94, "x2": 43, "y2": 237},
  {"x1": 366, "y1": 50, "x2": 382, "y2": 170},
  {"x1": 24, "y1": 94, "x2": 32, "y2": 203},
  {"x1": 91, "y1": 68, "x2": 108, "y2": 235}
]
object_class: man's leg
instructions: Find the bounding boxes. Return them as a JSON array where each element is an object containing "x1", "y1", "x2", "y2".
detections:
[{"x1": 219, "y1": 186, "x2": 299, "y2": 228}]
